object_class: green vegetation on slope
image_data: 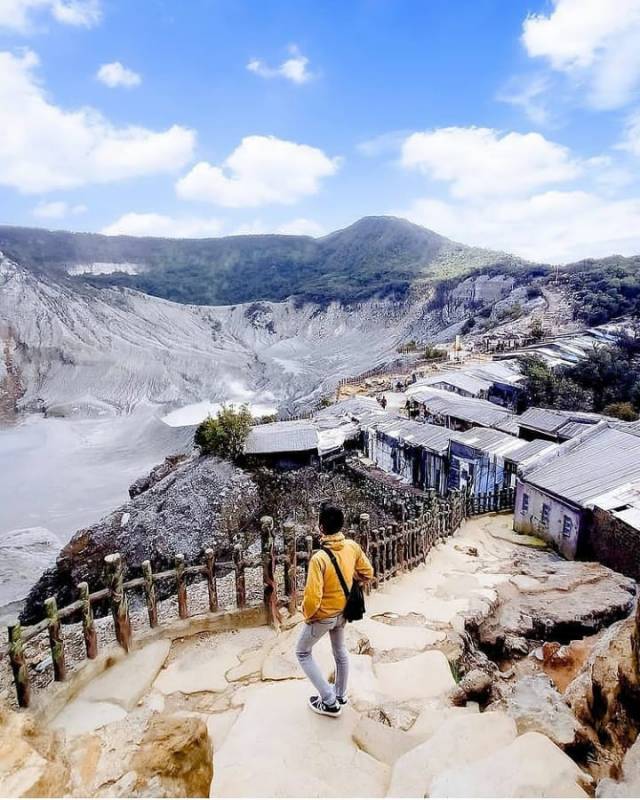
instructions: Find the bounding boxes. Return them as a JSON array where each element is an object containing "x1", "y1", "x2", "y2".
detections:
[{"x1": 519, "y1": 332, "x2": 640, "y2": 418}]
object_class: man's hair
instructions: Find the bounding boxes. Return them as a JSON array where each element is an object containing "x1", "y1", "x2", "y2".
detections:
[{"x1": 319, "y1": 504, "x2": 344, "y2": 536}]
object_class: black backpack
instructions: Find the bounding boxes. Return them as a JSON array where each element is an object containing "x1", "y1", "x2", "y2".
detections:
[{"x1": 321, "y1": 546, "x2": 366, "y2": 623}]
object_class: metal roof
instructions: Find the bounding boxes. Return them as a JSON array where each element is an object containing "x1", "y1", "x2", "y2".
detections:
[
  {"x1": 244, "y1": 421, "x2": 319, "y2": 454},
  {"x1": 450, "y1": 427, "x2": 557, "y2": 465},
  {"x1": 407, "y1": 387, "x2": 516, "y2": 429},
  {"x1": 591, "y1": 481, "x2": 640, "y2": 531},
  {"x1": 422, "y1": 372, "x2": 493, "y2": 397},
  {"x1": 522, "y1": 425, "x2": 640, "y2": 507},
  {"x1": 518, "y1": 407, "x2": 604, "y2": 436},
  {"x1": 366, "y1": 416, "x2": 455, "y2": 455}
]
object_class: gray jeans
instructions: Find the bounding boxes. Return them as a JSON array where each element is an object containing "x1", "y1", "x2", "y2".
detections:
[{"x1": 295, "y1": 614, "x2": 348, "y2": 707}]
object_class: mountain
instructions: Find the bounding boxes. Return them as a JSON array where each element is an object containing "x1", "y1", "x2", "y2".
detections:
[{"x1": 0, "y1": 216, "x2": 533, "y2": 306}]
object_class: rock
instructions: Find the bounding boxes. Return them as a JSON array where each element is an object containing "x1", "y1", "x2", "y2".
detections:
[
  {"x1": 0, "y1": 708, "x2": 69, "y2": 797},
  {"x1": 211, "y1": 680, "x2": 389, "y2": 797},
  {"x1": 51, "y1": 700, "x2": 128, "y2": 737},
  {"x1": 596, "y1": 734, "x2": 640, "y2": 797},
  {"x1": 373, "y1": 650, "x2": 456, "y2": 703},
  {"x1": 503, "y1": 635, "x2": 530, "y2": 657},
  {"x1": 21, "y1": 456, "x2": 258, "y2": 624},
  {"x1": 352, "y1": 716, "x2": 419, "y2": 765},
  {"x1": 154, "y1": 644, "x2": 240, "y2": 696},
  {"x1": 478, "y1": 558, "x2": 636, "y2": 658},
  {"x1": 206, "y1": 710, "x2": 240, "y2": 753},
  {"x1": 129, "y1": 454, "x2": 187, "y2": 498},
  {"x1": 454, "y1": 668, "x2": 493, "y2": 704},
  {"x1": 132, "y1": 714, "x2": 213, "y2": 798},
  {"x1": 78, "y1": 639, "x2": 171, "y2": 710},
  {"x1": 387, "y1": 711, "x2": 517, "y2": 797},
  {"x1": 429, "y1": 731, "x2": 592, "y2": 797},
  {"x1": 564, "y1": 614, "x2": 640, "y2": 771},
  {"x1": 488, "y1": 675, "x2": 585, "y2": 750},
  {"x1": 408, "y1": 701, "x2": 479, "y2": 742},
  {"x1": 225, "y1": 649, "x2": 266, "y2": 682}
]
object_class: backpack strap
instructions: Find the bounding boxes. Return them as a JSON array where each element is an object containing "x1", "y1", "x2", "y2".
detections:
[{"x1": 321, "y1": 547, "x2": 350, "y2": 601}]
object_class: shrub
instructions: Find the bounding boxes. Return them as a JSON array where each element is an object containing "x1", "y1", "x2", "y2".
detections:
[
  {"x1": 602, "y1": 402, "x2": 639, "y2": 421},
  {"x1": 194, "y1": 404, "x2": 253, "y2": 461}
]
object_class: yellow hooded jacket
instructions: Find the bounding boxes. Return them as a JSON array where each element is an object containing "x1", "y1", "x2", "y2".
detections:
[{"x1": 302, "y1": 532, "x2": 374, "y2": 621}]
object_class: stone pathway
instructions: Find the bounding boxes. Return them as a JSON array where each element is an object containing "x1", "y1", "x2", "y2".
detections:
[{"x1": 15, "y1": 513, "x2": 629, "y2": 797}]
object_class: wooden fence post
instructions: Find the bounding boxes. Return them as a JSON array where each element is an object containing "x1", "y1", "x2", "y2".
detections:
[
  {"x1": 8, "y1": 622, "x2": 30, "y2": 709},
  {"x1": 205, "y1": 548, "x2": 218, "y2": 613},
  {"x1": 305, "y1": 535, "x2": 313, "y2": 580},
  {"x1": 175, "y1": 554, "x2": 188, "y2": 619},
  {"x1": 78, "y1": 582, "x2": 97, "y2": 659},
  {"x1": 283, "y1": 521, "x2": 297, "y2": 614},
  {"x1": 45, "y1": 597, "x2": 66, "y2": 682},
  {"x1": 261, "y1": 516, "x2": 278, "y2": 625},
  {"x1": 233, "y1": 544, "x2": 246, "y2": 608},
  {"x1": 105, "y1": 553, "x2": 132, "y2": 653},
  {"x1": 142, "y1": 560, "x2": 158, "y2": 627}
]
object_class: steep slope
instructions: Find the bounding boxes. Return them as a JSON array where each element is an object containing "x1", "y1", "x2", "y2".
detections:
[{"x1": 0, "y1": 216, "x2": 533, "y2": 306}]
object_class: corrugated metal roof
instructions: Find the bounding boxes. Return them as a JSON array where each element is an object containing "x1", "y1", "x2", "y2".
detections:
[
  {"x1": 245, "y1": 421, "x2": 319, "y2": 454},
  {"x1": 522, "y1": 425, "x2": 640, "y2": 507},
  {"x1": 518, "y1": 407, "x2": 604, "y2": 436},
  {"x1": 366, "y1": 417, "x2": 455, "y2": 455},
  {"x1": 408, "y1": 388, "x2": 515, "y2": 429},
  {"x1": 422, "y1": 372, "x2": 493, "y2": 396},
  {"x1": 592, "y1": 481, "x2": 640, "y2": 530},
  {"x1": 450, "y1": 427, "x2": 557, "y2": 465}
]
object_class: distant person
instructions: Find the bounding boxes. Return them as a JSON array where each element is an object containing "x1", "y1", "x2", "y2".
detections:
[
  {"x1": 296, "y1": 504, "x2": 374, "y2": 717},
  {"x1": 380, "y1": 395, "x2": 388, "y2": 410}
]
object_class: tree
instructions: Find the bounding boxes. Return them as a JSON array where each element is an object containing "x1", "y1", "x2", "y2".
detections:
[
  {"x1": 194, "y1": 405, "x2": 253, "y2": 461},
  {"x1": 602, "y1": 402, "x2": 639, "y2": 421},
  {"x1": 529, "y1": 318, "x2": 544, "y2": 341}
]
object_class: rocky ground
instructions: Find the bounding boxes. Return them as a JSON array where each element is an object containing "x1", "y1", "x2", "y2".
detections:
[{"x1": 2, "y1": 513, "x2": 638, "y2": 798}]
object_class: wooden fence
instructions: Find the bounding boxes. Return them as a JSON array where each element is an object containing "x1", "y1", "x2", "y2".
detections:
[{"x1": 1, "y1": 487, "x2": 514, "y2": 709}]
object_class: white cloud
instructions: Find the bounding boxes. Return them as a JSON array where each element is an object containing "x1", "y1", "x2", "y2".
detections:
[
  {"x1": 497, "y1": 75, "x2": 552, "y2": 126},
  {"x1": 521, "y1": 0, "x2": 640, "y2": 109},
  {"x1": 32, "y1": 200, "x2": 86, "y2": 218},
  {"x1": 247, "y1": 45, "x2": 313, "y2": 85},
  {"x1": 618, "y1": 111, "x2": 640, "y2": 157},
  {"x1": 0, "y1": 50, "x2": 195, "y2": 194},
  {"x1": 176, "y1": 135, "x2": 340, "y2": 208},
  {"x1": 0, "y1": 0, "x2": 101, "y2": 32},
  {"x1": 101, "y1": 213, "x2": 224, "y2": 238},
  {"x1": 400, "y1": 190, "x2": 640, "y2": 264},
  {"x1": 401, "y1": 126, "x2": 581, "y2": 198},
  {"x1": 96, "y1": 61, "x2": 141, "y2": 89}
]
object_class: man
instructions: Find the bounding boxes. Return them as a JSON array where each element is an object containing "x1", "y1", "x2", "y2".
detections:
[{"x1": 295, "y1": 504, "x2": 374, "y2": 717}]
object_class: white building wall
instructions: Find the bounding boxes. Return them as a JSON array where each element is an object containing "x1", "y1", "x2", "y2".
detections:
[{"x1": 514, "y1": 480, "x2": 582, "y2": 558}]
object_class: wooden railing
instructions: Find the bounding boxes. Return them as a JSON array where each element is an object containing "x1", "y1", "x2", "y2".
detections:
[{"x1": 2, "y1": 486, "x2": 514, "y2": 709}]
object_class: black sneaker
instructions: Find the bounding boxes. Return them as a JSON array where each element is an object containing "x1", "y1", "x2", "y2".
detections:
[
  {"x1": 336, "y1": 695, "x2": 348, "y2": 706},
  {"x1": 308, "y1": 696, "x2": 342, "y2": 717}
]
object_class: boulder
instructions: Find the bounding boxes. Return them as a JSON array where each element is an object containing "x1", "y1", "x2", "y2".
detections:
[
  {"x1": 132, "y1": 713, "x2": 213, "y2": 797},
  {"x1": 596, "y1": 734, "x2": 640, "y2": 797},
  {"x1": 0, "y1": 708, "x2": 69, "y2": 797},
  {"x1": 387, "y1": 711, "x2": 517, "y2": 797},
  {"x1": 352, "y1": 716, "x2": 419, "y2": 765},
  {"x1": 488, "y1": 675, "x2": 585, "y2": 750},
  {"x1": 565, "y1": 615, "x2": 640, "y2": 767},
  {"x1": 373, "y1": 650, "x2": 456, "y2": 703},
  {"x1": 478, "y1": 558, "x2": 635, "y2": 658},
  {"x1": 429, "y1": 731, "x2": 592, "y2": 797},
  {"x1": 408, "y1": 701, "x2": 479, "y2": 742},
  {"x1": 451, "y1": 669, "x2": 493, "y2": 705}
]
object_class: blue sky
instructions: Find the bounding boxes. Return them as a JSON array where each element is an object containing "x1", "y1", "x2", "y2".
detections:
[{"x1": 2, "y1": 0, "x2": 640, "y2": 262}]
